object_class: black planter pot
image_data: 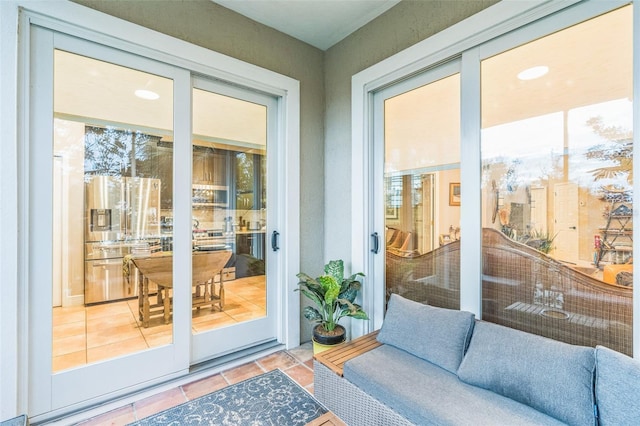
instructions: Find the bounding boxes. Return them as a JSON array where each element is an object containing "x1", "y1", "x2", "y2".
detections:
[{"x1": 312, "y1": 324, "x2": 346, "y2": 346}]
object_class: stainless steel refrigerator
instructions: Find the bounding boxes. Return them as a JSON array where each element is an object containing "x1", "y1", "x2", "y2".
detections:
[{"x1": 84, "y1": 175, "x2": 161, "y2": 304}]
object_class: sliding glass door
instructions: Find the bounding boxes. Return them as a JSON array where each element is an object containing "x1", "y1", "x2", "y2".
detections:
[
  {"x1": 27, "y1": 18, "x2": 290, "y2": 417},
  {"x1": 189, "y1": 77, "x2": 278, "y2": 363},
  {"x1": 373, "y1": 61, "x2": 461, "y2": 311},
  {"x1": 369, "y1": 1, "x2": 634, "y2": 356},
  {"x1": 30, "y1": 27, "x2": 190, "y2": 414}
]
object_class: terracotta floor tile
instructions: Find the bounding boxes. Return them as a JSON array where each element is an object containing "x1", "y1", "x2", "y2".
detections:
[
  {"x1": 288, "y1": 343, "x2": 314, "y2": 363},
  {"x1": 222, "y1": 361, "x2": 265, "y2": 384},
  {"x1": 182, "y1": 374, "x2": 229, "y2": 400},
  {"x1": 133, "y1": 387, "x2": 187, "y2": 419},
  {"x1": 283, "y1": 364, "x2": 314, "y2": 387},
  {"x1": 257, "y1": 351, "x2": 299, "y2": 371},
  {"x1": 76, "y1": 405, "x2": 136, "y2": 426},
  {"x1": 306, "y1": 383, "x2": 315, "y2": 395}
]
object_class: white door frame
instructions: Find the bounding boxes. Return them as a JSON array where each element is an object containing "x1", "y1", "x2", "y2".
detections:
[{"x1": 2, "y1": 1, "x2": 300, "y2": 421}]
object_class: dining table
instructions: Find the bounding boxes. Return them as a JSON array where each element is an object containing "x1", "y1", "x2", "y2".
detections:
[{"x1": 130, "y1": 250, "x2": 232, "y2": 327}]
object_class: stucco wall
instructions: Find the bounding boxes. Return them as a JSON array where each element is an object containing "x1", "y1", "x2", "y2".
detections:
[
  {"x1": 324, "y1": 0, "x2": 498, "y2": 264},
  {"x1": 73, "y1": 0, "x2": 326, "y2": 341}
]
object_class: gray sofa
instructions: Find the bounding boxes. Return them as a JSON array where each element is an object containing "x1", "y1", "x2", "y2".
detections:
[{"x1": 314, "y1": 294, "x2": 640, "y2": 426}]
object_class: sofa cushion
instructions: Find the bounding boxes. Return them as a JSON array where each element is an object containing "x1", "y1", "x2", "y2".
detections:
[
  {"x1": 344, "y1": 344, "x2": 566, "y2": 426},
  {"x1": 595, "y1": 345, "x2": 640, "y2": 425},
  {"x1": 376, "y1": 293, "x2": 475, "y2": 373},
  {"x1": 457, "y1": 321, "x2": 596, "y2": 426}
]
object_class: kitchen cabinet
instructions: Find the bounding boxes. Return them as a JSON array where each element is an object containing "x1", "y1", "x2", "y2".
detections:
[
  {"x1": 157, "y1": 145, "x2": 173, "y2": 209},
  {"x1": 134, "y1": 138, "x2": 158, "y2": 178},
  {"x1": 212, "y1": 152, "x2": 227, "y2": 185},
  {"x1": 235, "y1": 152, "x2": 264, "y2": 210},
  {"x1": 236, "y1": 231, "x2": 265, "y2": 259},
  {"x1": 193, "y1": 146, "x2": 227, "y2": 185},
  {"x1": 192, "y1": 146, "x2": 211, "y2": 184}
]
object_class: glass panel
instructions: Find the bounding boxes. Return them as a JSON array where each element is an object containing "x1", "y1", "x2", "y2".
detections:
[
  {"x1": 480, "y1": 6, "x2": 633, "y2": 355},
  {"x1": 384, "y1": 73, "x2": 461, "y2": 309},
  {"x1": 52, "y1": 50, "x2": 174, "y2": 372},
  {"x1": 191, "y1": 88, "x2": 267, "y2": 334}
]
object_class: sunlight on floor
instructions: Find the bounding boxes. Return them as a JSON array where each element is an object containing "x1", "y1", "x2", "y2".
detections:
[{"x1": 52, "y1": 275, "x2": 266, "y2": 372}]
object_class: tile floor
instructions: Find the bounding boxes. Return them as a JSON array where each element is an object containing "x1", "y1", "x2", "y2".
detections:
[
  {"x1": 71, "y1": 343, "x2": 315, "y2": 425},
  {"x1": 53, "y1": 275, "x2": 266, "y2": 372}
]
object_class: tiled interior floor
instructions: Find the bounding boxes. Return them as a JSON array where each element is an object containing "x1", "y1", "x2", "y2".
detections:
[
  {"x1": 53, "y1": 275, "x2": 267, "y2": 372},
  {"x1": 71, "y1": 343, "x2": 315, "y2": 426}
]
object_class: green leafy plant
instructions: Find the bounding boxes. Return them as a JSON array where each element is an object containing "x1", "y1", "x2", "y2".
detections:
[
  {"x1": 523, "y1": 229, "x2": 557, "y2": 254},
  {"x1": 296, "y1": 259, "x2": 368, "y2": 333}
]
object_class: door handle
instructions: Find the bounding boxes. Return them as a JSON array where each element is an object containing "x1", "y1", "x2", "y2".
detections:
[
  {"x1": 569, "y1": 226, "x2": 576, "y2": 230},
  {"x1": 271, "y1": 230, "x2": 280, "y2": 251},
  {"x1": 371, "y1": 232, "x2": 379, "y2": 254}
]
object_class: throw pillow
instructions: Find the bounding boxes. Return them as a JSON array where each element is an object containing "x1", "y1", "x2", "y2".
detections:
[
  {"x1": 457, "y1": 321, "x2": 596, "y2": 426},
  {"x1": 376, "y1": 293, "x2": 475, "y2": 373},
  {"x1": 595, "y1": 345, "x2": 640, "y2": 425}
]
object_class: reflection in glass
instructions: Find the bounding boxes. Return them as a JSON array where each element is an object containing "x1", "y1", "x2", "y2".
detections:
[
  {"x1": 191, "y1": 87, "x2": 268, "y2": 334},
  {"x1": 480, "y1": 6, "x2": 633, "y2": 355},
  {"x1": 383, "y1": 74, "x2": 461, "y2": 310},
  {"x1": 52, "y1": 50, "x2": 174, "y2": 372}
]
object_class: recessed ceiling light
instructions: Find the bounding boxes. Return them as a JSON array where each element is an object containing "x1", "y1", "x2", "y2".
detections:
[
  {"x1": 134, "y1": 89, "x2": 160, "y2": 100},
  {"x1": 517, "y1": 66, "x2": 549, "y2": 81}
]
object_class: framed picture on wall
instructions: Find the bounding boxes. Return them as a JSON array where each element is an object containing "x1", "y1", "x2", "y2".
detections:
[
  {"x1": 385, "y1": 205, "x2": 398, "y2": 219},
  {"x1": 449, "y1": 182, "x2": 461, "y2": 206}
]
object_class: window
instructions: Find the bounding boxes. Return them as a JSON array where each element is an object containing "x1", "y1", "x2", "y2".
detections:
[
  {"x1": 360, "y1": 2, "x2": 635, "y2": 355},
  {"x1": 480, "y1": 5, "x2": 633, "y2": 355}
]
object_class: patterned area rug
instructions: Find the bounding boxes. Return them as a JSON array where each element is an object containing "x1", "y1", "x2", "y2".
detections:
[{"x1": 128, "y1": 369, "x2": 327, "y2": 426}]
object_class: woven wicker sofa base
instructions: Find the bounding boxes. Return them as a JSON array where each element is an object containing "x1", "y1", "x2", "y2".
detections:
[{"x1": 314, "y1": 361, "x2": 415, "y2": 426}]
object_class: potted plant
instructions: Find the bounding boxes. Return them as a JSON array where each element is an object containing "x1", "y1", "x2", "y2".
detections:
[{"x1": 297, "y1": 259, "x2": 368, "y2": 353}]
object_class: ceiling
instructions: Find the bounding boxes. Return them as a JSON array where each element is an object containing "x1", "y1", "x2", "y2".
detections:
[{"x1": 211, "y1": 0, "x2": 401, "y2": 50}]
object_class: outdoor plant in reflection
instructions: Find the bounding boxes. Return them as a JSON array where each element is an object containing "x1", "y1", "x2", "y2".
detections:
[{"x1": 296, "y1": 259, "x2": 368, "y2": 332}]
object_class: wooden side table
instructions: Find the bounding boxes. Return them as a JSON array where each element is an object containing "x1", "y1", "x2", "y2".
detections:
[
  {"x1": 314, "y1": 330, "x2": 381, "y2": 376},
  {"x1": 306, "y1": 411, "x2": 347, "y2": 426}
]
